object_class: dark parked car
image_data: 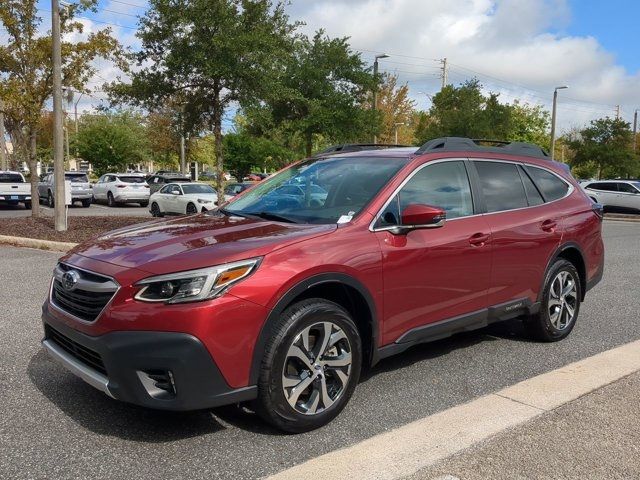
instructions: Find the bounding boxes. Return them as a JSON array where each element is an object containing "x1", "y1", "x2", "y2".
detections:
[
  {"x1": 41, "y1": 137, "x2": 604, "y2": 433},
  {"x1": 146, "y1": 173, "x2": 191, "y2": 194}
]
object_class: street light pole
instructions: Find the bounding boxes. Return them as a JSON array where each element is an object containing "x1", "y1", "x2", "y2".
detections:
[
  {"x1": 550, "y1": 85, "x2": 568, "y2": 161},
  {"x1": 394, "y1": 122, "x2": 405, "y2": 144},
  {"x1": 51, "y1": 0, "x2": 66, "y2": 231},
  {"x1": 372, "y1": 53, "x2": 389, "y2": 144},
  {"x1": 633, "y1": 109, "x2": 638, "y2": 153}
]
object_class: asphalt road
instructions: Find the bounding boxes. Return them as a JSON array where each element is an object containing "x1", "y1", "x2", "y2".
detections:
[
  {"x1": 1, "y1": 221, "x2": 639, "y2": 480},
  {"x1": 0, "y1": 202, "x2": 150, "y2": 218}
]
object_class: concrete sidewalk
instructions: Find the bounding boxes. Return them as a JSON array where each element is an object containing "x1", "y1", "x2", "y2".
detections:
[{"x1": 411, "y1": 371, "x2": 640, "y2": 480}]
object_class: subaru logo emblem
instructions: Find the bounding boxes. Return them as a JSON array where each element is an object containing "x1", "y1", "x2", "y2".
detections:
[{"x1": 62, "y1": 270, "x2": 80, "y2": 291}]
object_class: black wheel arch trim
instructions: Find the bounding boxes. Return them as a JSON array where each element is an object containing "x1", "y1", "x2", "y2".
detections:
[
  {"x1": 248, "y1": 272, "x2": 379, "y2": 385},
  {"x1": 539, "y1": 241, "x2": 588, "y2": 302}
]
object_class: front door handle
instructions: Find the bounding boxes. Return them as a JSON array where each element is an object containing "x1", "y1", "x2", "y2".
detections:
[
  {"x1": 469, "y1": 232, "x2": 490, "y2": 246},
  {"x1": 541, "y1": 219, "x2": 557, "y2": 232}
]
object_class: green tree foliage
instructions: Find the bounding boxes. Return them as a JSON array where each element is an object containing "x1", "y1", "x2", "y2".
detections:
[
  {"x1": 376, "y1": 74, "x2": 417, "y2": 145},
  {"x1": 414, "y1": 79, "x2": 550, "y2": 147},
  {"x1": 110, "y1": 0, "x2": 295, "y2": 203},
  {"x1": 223, "y1": 132, "x2": 295, "y2": 180},
  {"x1": 567, "y1": 117, "x2": 637, "y2": 179},
  {"x1": 74, "y1": 112, "x2": 149, "y2": 176},
  {"x1": 246, "y1": 30, "x2": 378, "y2": 157},
  {"x1": 0, "y1": 0, "x2": 122, "y2": 215}
]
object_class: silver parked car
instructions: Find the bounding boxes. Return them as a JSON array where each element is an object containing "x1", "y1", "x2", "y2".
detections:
[
  {"x1": 38, "y1": 171, "x2": 92, "y2": 208},
  {"x1": 92, "y1": 173, "x2": 150, "y2": 207},
  {"x1": 581, "y1": 180, "x2": 640, "y2": 212}
]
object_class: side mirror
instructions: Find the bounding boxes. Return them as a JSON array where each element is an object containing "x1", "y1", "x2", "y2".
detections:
[{"x1": 391, "y1": 204, "x2": 446, "y2": 234}]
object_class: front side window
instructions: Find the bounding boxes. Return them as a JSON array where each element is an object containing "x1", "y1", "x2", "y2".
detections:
[
  {"x1": 225, "y1": 156, "x2": 410, "y2": 224},
  {"x1": 524, "y1": 165, "x2": 569, "y2": 201},
  {"x1": 182, "y1": 184, "x2": 215, "y2": 195},
  {"x1": 475, "y1": 161, "x2": 528, "y2": 213},
  {"x1": 377, "y1": 160, "x2": 473, "y2": 227},
  {"x1": 159, "y1": 184, "x2": 173, "y2": 194}
]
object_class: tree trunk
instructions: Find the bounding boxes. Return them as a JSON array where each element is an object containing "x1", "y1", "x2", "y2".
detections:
[
  {"x1": 28, "y1": 128, "x2": 40, "y2": 217},
  {"x1": 212, "y1": 99, "x2": 225, "y2": 206},
  {"x1": 305, "y1": 131, "x2": 313, "y2": 158}
]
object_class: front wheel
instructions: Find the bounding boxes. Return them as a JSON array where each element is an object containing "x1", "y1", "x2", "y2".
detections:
[
  {"x1": 24, "y1": 201, "x2": 32, "y2": 210},
  {"x1": 186, "y1": 202, "x2": 197, "y2": 215},
  {"x1": 256, "y1": 299, "x2": 362, "y2": 433},
  {"x1": 150, "y1": 202, "x2": 163, "y2": 217},
  {"x1": 524, "y1": 259, "x2": 581, "y2": 342},
  {"x1": 48, "y1": 191, "x2": 54, "y2": 208},
  {"x1": 139, "y1": 201, "x2": 149, "y2": 208}
]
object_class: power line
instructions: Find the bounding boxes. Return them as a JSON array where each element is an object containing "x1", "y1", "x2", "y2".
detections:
[{"x1": 38, "y1": 7, "x2": 138, "y2": 30}]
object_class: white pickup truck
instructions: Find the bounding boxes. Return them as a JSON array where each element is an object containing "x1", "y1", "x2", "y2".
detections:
[{"x1": 0, "y1": 171, "x2": 31, "y2": 209}]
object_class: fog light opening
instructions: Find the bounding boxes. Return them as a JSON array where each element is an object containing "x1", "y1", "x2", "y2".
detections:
[{"x1": 137, "y1": 369, "x2": 177, "y2": 399}]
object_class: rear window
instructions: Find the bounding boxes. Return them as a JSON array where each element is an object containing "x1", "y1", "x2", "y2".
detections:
[
  {"x1": 117, "y1": 176, "x2": 146, "y2": 184},
  {"x1": 475, "y1": 161, "x2": 528, "y2": 213},
  {"x1": 0, "y1": 173, "x2": 24, "y2": 183},
  {"x1": 65, "y1": 173, "x2": 88, "y2": 183},
  {"x1": 524, "y1": 166, "x2": 569, "y2": 201}
]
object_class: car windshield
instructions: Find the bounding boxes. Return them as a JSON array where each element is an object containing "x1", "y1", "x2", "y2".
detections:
[
  {"x1": 65, "y1": 173, "x2": 88, "y2": 183},
  {"x1": 225, "y1": 156, "x2": 410, "y2": 224},
  {"x1": 118, "y1": 176, "x2": 146, "y2": 184},
  {"x1": 0, "y1": 173, "x2": 24, "y2": 183},
  {"x1": 182, "y1": 184, "x2": 215, "y2": 194}
]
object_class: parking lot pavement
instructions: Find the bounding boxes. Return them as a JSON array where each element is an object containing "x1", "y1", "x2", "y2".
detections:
[
  {"x1": 410, "y1": 370, "x2": 640, "y2": 480},
  {"x1": 1, "y1": 220, "x2": 639, "y2": 480},
  {"x1": 0, "y1": 202, "x2": 150, "y2": 218}
]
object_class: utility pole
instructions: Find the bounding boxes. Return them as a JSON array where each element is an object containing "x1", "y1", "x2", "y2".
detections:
[
  {"x1": 372, "y1": 53, "x2": 389, "y2": 144},
  {"x1": 550, "y1": 85, "x2": 568, "y2": 161},
  {"x1": 394, "y1": 122, "x2": 405, "y2": 144},
  {"x1": 179, "y1": 105, "x2": 186, "y2": 173},
  {"x1": 0, "y1": 100, "x2": 7, "y2": 171},
  {"x1": 52, "y1": 0, "x2": 66, "y2": 231},
  {"x1": 615, "y1": 105, "x2": 620, "y2": 119},
  {"x1": 634, "y1": 109, "x2": 638, "y2": 153},
  {"x1": 439, "y1": 58, "x2": 448, "y2": 90}
]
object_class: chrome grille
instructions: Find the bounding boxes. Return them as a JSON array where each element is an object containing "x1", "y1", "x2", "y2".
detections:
[{"x1": 50, "y1": 263, "x2": 119, "y2": 322}]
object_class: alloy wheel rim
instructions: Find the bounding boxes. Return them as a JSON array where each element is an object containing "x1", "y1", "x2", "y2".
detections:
[
  {"x1": 187, "y1": 204, "x2": 196, "y2": 214},
  {"x1": 282, "y1": 321, "x2": 352, "y2": 415},
  {"x1": 548, "y1": 271, "x2": 578, "y2": 331}
]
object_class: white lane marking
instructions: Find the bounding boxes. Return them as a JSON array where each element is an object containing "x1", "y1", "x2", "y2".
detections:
[{"x1": 268, "y1": 339, "x2": 640, "y2": 480}]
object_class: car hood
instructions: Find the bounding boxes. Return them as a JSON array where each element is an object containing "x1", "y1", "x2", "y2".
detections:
[{"x1": 68, "y1": 213, "x2": 336, "y2": 275}]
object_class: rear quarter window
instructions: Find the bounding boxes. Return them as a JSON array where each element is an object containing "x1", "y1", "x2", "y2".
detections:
[{"x1": 524, "y1": 166, "x2": 569, "y2": 202}]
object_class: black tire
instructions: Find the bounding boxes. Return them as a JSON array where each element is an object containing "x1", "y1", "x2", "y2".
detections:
[
  {"x1": 81, "y1": 198, "x2": 92, "y2": 208},
  {"x1": 524, "y1": 258, "x2": 581, "y2": 342},
  {"x1": 139, "y1": 201, "x2": 149, "y2": 208},
  {"x1": 256, "y1": 299, "x2": 362, "y2": 433},
  {"x1": 24, "y1": 201, "x2": 32, "y2": 210},
  {"x1": 150, "y1": 202, "x2": 163, "y2": 217},
  {"x1": 186, "y1": 202, "x2": 197, "y2": 215},
  {"x1": 48, "y1": 191, "x2": 54, "y2": 208},
  {"x1": 107, "y1": 192, "x2": 116, "y2": 207}
]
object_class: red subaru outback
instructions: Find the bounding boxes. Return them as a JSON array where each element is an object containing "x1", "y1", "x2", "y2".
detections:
[{"x1": 42, "y1": 138, "x2": 604, "y2": 432}]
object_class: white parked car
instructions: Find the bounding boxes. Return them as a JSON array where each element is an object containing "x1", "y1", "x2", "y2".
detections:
[
  {"x1": 0, "y1": 171, "x2": 31, "y2": 209},
  {"x1": 93, "y1": 173, "x2": 150, "y2": 207},
  {"x1": 149, "y1": 182, "x2": 218, "y2": 216},
  {"x1": 580, "y1": 180, "x2": 640, "y2": 212}
]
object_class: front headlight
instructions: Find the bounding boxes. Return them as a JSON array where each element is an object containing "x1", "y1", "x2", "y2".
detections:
[
  {"x1": 197, "y1": 198, "x2": 213, "y2": 204},
  {"x1": 134, "y1": 258, "x2": 261, "y2": 304}
]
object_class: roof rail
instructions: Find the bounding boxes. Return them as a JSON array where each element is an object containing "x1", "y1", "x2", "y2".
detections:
[
  {"x1": 313, "y1": 143, "x2": 412, "y2": 157},
  {"x1": 415, "y1": 137, "x2": 550, "y2": 160}
]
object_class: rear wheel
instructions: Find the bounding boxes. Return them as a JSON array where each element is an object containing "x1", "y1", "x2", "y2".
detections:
[
  {"x1": 256, "y1": 299, "x2": 362, "y2": 433},
  {"x1": 81, "y1": 198, "x2": 92, "y2": 208},
  {"x1": 47, "y1": 191, "x2": 54, "y2": 208},
  {"x1": 150, "y1": 202, "x2": 163, "y2": 217},
  {"x1": 186, "y1": 202, "x2": 197, "y2": 215},
  {"x1": 139, "y1": 201, "x2": 149, "y2": 208},
  {"x1": 524, "y1": 259, "x2": 581, "y2": 342},
  {"x1": 24, "y1": 201, "x2": 32, "y2": 210},
  {"x1": 107, "y1": 192, "x2": 116, "y2": 207}
]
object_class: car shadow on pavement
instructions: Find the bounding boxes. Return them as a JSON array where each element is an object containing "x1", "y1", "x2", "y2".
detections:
[{"x1": 27, "y1": 349, "x2": 228, "y2": 442}]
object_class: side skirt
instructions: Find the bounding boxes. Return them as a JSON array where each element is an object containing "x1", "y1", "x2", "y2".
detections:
[{"x1": 376, "y1": 298, "x2": 538, "y2": 361}]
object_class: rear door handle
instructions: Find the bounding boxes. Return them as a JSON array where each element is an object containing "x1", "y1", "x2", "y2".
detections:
[
  {"x1": 541, "y1": 219, "x2": 557, "y2": 232},
  {"x1": 469, "y1": 232, "x2": 490, "y2": 246}
]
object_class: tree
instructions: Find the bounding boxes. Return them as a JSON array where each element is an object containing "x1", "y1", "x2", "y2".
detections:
[
  {"x1": 223, "y1": 132, "x2": 294, "y2": 180},
  {"x1": 567, "y1": 117, "x2": 637, "y2": 179},
  {"x1": 74, "y1": 112, "x2": 149, "y2": 176},
  {"x1": 0, "y1": 0, "x2": 122, "y2": 216},
  {"x1": 110, "y1": 0, "x2": 296, "y2": 203},
  {"x1": 376, "y1": 74, "x2": 417, "y2": 145},
  {"x1": 246, "y1": 30, "x2": 379, "y2": 157}
]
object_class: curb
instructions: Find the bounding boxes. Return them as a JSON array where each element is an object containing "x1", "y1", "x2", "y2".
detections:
[
  {"x1": 268, "y1": 339, "x2": 640, "y2": 480},
  {"x1": 604, "y1": 216, "x2": 640, "y2": 223},
  {"x1": 0, "y1": 235, "x2": 77, "y2": 252}
]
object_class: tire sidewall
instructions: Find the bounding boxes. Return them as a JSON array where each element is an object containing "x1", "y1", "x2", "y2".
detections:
[
  {"x1": 260, "y1": 300, "x2": 362, "y2": 432},
  {"x1": 540, "y1": 259, "x2": 581, "y2": 340}
]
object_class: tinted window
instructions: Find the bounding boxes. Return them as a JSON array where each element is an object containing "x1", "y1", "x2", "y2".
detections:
[
  {"x1": 65, "y1": 173, "x2": 88, "y2": 183},
  {"x1": 159, "y1": 184, "x2": 172, "y2": 194},
  {"x1": 378, "y1": 161, "x2": 473, "y2": 226},
  {"x1": 519, "y1": 166, "x2": 545, "y2": 206},
  {"x1": 617, "y1": 183, "x2": 638, "y2": 194},
  {"x1": 117, "y1": 176, "x2": 146, "y2": 184},
  {"x1": 475, "y1": 161, "x2": 528, "y2": 213},
  {"x1": 0, "y1": 173, "x2": 24, "y2": 183},
  {"x1": 525, "y1": 166, "x2": 569, "y2": 201},
  {"x1": 182, "y1": 184, "x2": 215, "y2": 194}
]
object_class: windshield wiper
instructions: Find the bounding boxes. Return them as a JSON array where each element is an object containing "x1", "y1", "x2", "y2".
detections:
[
  {"x1": 244, "y1": 211, "x2": 298, "y2": 223},
  {"x1": 218, "y1": 207, "x2": 248, "y2": 218}
]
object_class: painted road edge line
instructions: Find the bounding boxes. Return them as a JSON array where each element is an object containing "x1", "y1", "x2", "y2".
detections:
[
  {"x1": 0, "y1": 235, "x2": 77, "y2": 252},
  {"x1": 267, "y1": 339, "x2": 640, "y2": 480}
]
